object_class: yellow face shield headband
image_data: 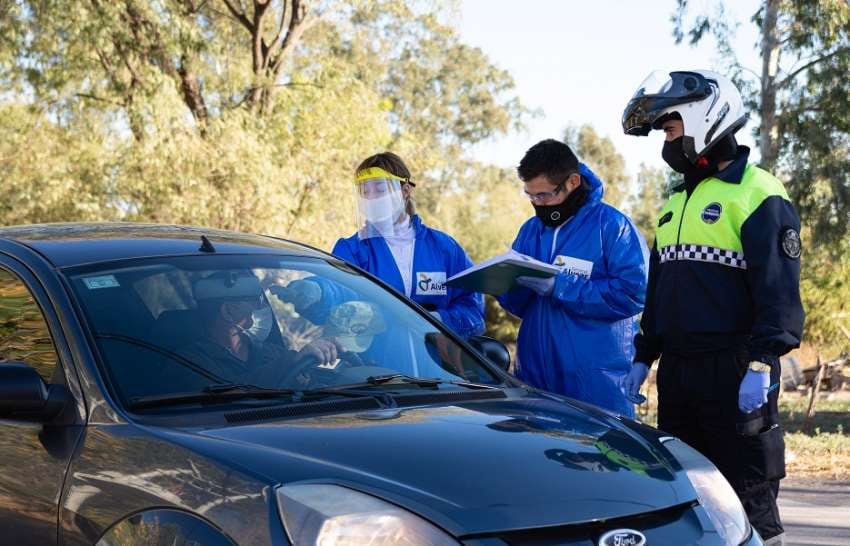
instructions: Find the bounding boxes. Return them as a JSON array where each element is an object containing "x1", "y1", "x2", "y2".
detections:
[{"x1": 354, "y1": 167, "x2": 415, "y2": 187}]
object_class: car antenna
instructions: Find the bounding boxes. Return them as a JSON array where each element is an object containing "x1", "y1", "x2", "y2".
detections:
[{"x1": 199, "y1": 235, "x2": 216, "y2": 253}]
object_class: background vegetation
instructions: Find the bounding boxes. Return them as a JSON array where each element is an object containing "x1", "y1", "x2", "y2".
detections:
[{"x1": 0, "y1": 0, "x2": 847, "y2": 356}]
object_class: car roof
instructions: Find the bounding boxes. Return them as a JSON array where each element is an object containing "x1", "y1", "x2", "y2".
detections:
[{"x1": 0, "y1": 223, "x2": 331, "y2": 267}]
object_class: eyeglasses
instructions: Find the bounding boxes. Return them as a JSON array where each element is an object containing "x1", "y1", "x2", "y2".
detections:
[{"x1": 522, "y1": 173, "x2": 576, "y2": 202}]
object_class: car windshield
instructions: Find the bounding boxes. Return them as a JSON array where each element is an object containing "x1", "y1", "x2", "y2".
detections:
[{"x1": 65, "y1": 255, "x2": 502, "y2": 409}]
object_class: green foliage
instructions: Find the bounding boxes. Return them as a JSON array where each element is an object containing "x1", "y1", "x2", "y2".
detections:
[
  {"x1": 564, "y1": 124, "x2": 629, "y2": 209},
  {"x1": 0, "y1": 0, "x2": 531, "y2": 340},
  {"x1": 628, "y1": 164, "x2": 674, "y2": 243},
  {"x1": 0, "y1": 1, "x2": 525, "y2": 243},
  {"x1": 798, "y1": 237, "x2": 850, "y2": 354}
]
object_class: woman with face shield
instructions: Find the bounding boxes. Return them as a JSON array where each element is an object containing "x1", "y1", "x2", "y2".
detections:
[{"x1": 322, "y1": 152, "x2": 484, "y2": 338}]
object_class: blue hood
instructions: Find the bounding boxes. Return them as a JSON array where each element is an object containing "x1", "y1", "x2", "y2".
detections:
[{"x1": 580, "y1": 161, "x2": 606, "y2": 208}]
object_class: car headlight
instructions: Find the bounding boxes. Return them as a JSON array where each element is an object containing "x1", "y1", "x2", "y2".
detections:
[
  {"x1": 276, "y1": 483, "x2": 460, "y2": 545},
  {"x1": 663, "y1": 438, "x2": 750, "y2": 545}
]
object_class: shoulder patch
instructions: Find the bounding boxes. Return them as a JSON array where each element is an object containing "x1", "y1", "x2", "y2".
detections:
[{"x1": 780, "y1": 227, "x2": 802, "y2": 259}]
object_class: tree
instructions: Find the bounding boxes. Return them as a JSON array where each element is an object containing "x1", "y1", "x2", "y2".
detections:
[
  {"x1": 563, "y1": 124, "x2": 629, "y2": 209},
  {"x1": 629, "y1": 164, "x2": 673, "y2": 243},
  {"x1": 0, "y1": 1, "x2": 526, "y2": 251}
]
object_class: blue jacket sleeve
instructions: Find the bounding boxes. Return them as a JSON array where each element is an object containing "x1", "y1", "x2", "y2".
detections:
[
  {"x1": 438, "y1": 243, "x2": 485, "y2": 337},
  {"x1": 634, "y1": 239, "x2": 662, "y2": 365},
  {"x1": 331, "y1": 238, "x2": 357, "y2": 264},
  {"x1": 551, "y1": 212, "x2": 647, "y2": 321},
  {"x1": 296, "y1": 276, "x2": 360, "y2": 325}
]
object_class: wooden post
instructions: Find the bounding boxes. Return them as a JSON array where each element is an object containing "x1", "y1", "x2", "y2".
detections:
[{"x1": 806, "y1": 354, "x2": 826, "y2": 422}]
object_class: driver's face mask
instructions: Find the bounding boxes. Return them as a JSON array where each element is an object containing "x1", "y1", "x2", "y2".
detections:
[{"x1": 242, "y1": 305, "x2": 274, "y2": 344}]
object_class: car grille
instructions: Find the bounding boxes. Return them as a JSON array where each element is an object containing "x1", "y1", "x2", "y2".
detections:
[{"x1": 462, "y1": 501, "x2": 699, "y2": 546}]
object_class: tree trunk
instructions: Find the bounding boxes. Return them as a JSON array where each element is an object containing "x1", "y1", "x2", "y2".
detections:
[{"x1": 759, "y1": 0, "x2": 781, "y2": 170}]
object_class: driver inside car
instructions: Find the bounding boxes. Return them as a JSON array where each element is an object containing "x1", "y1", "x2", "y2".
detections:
[{"x1": 178, "y1": 271, "x2": 341, "y2": 387}]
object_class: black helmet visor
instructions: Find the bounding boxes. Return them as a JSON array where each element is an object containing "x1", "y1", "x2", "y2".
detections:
[{"x1": 622, "y1": 71, "x2": 713, "y2": 136}]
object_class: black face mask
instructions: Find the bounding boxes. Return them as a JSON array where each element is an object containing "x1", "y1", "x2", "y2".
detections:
[
  {"x1": 533, "y1": 180, "x2": 589, "y2": 228},
  {"x1": 663, "y1": 135, "x2": 739, "y2": 191}
]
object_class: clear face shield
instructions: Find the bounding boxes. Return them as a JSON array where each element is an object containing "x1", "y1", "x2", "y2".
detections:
[{"x1": 354, "y1": 167, "x2": 409, "y2": 240}]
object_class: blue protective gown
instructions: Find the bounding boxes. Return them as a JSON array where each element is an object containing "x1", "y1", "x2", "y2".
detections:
[
  {"x1": 332, "y1": 215, "x2": 485, "y2": 338},
  {"x1": 498, "y1": 163, "x2": 648, "y2": 416}
]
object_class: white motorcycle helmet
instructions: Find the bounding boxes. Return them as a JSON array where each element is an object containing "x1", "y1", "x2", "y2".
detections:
[{"x1": 622, "y1": 70, "x2": 748, "y2": 163}]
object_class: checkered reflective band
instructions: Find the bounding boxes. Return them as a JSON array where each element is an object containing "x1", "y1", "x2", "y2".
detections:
[{"x1": 659, "y1": 244, "x2": 747, "y2": 269}]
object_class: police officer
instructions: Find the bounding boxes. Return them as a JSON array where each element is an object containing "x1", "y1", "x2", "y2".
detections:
[{"x1": 621, "y1": 70, "x2": 804, "y2": 545}]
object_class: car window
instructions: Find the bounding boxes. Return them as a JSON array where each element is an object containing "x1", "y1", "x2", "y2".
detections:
[
  {"x1": 0, "y1": 268, "x2": 60, "y2": 382},
  {"x1": 65, "y1": 255, "x2": 501, "y2": 407}
]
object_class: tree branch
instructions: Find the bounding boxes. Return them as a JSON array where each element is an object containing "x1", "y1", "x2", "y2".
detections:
[
  {"x1": 269, "y1": 0, "x2": 313, "y2": 77},
  {"x1": 221, "y1": 0, "x2": 252, "y2": 32},
  {"x1": 779, "y1": 47, "x2": 850, "y2": 89},
  {"x1": 271, "y1": 0, "x2": 288, "y2": 48},
  {"x1": 75, "y1": 93, "x2": 124, "y2": 107}
]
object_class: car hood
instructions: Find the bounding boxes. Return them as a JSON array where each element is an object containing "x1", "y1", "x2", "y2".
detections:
[{"x1": 167, "y1": 394, "x2": 697, "y2": 535}]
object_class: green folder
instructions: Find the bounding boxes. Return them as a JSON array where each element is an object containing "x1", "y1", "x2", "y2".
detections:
[{"x1": 446, "y1": 252, "x2": 560, "y2": 296}]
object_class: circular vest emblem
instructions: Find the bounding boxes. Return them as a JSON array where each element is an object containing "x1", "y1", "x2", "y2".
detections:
[
  {"x1": 781, "y1": 228, "x2": 802, "y2": 259},
  {"x1": 701, "y1": 202, "x2": 723, "y2": 224},
  {"x1": 550, "y1": 211, "x2": 561, "y2": 221}
]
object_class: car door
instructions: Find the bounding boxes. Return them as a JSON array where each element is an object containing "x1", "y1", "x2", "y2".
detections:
[{"x1": 0, "y1": 259, "x2": 85, "y2": 545}]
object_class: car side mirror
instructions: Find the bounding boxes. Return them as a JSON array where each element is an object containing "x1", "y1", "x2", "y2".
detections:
[
  {"x1": 467, "y1": 336, "x2": 511, "y2": 372},
  {"x1": 0, "y1": 362, "x2": 71, "y2": 423}
]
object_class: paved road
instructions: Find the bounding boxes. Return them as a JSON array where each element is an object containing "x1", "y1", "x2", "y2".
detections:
[{"x1": 779, "y1": 479, "x2": 850, "y2": 546}]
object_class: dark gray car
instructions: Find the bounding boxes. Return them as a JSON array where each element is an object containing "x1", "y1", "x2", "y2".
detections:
[{"x1": 0, "y1": 223, "x2": 762, "y2": 545}]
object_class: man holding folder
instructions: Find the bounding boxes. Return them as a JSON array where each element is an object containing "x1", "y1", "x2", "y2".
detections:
[{"x1": 498, "y1": 139, "x2": 648, "y2": 416}]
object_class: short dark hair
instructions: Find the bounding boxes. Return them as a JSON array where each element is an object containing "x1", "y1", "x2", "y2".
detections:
[{"x1": 517, "y1": 139, "x2": 579, "y2": 184}]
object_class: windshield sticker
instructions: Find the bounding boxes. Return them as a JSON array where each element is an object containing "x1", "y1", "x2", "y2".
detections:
[{"x1": 83, "y1": 275, "x2": 120, "y2": 290}]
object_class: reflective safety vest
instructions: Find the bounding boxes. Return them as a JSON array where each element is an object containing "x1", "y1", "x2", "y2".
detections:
[
  {"x1": 635, "y1": 161, "x2": 804, "y2": 365},
  {"x1": 655, "y1": 164, "x2": 791, "y2": 270}
]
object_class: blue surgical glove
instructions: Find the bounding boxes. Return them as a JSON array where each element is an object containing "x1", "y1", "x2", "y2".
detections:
[
  {"x1": 623, "y1": 362, "x2": 649, "y2": 403},
  {"x1": 516, "y1": 275, "x2": 555, "y2": 296},
  {"x1": 738, "y1": 369, "x2": 770, "y2": 413}
]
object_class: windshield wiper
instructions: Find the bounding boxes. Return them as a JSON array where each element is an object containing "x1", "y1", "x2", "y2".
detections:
[
  {"x1": 315, "y1": 374, "x2": 502, "y2": 391},
  {"x1": 130, "y1": 382, "x2": 400, "y2": 411},
  {"x1": 129, "y1": 384, "x2": 298, "y2": 410},
  {"x1": 368, "y1": 373, "x2": 501, "y2": 390}
]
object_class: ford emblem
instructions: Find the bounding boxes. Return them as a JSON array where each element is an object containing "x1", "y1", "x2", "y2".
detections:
[{"x1": 598, "y1": 529, "x2": 647, "y2": 546}]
